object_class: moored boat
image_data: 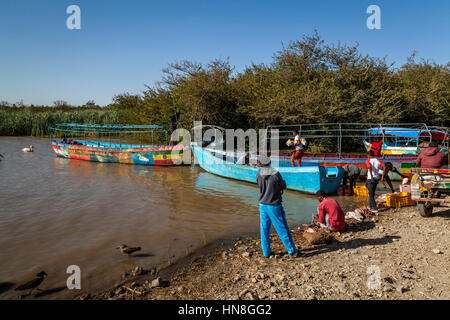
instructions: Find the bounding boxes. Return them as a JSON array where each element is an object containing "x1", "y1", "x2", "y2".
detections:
[
  {"x1": 50, "y1": 123, "x2": 186, "y2": 166},
  {"x1": 363, "y1": 126, "x2": 449, "y2": 156},
  {"x1": 191, "y1": 144, "x2": 344, "y2": 194},
  {"x1": 266, "y1": 123, "x2": 449, "y2": 179}
]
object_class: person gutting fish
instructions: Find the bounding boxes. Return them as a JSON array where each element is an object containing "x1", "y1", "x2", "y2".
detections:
[
  {"x1": 256, "y1": 155, "x2": 299, "y2": 258},
  {"x1": 312, "y1": 190, "x2": 346, "y2": 232}
]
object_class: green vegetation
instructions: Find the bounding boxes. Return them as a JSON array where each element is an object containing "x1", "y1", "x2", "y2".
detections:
[
  {"x1": 2, "y1": 33, "x2": 449, "y2": 138},
  {"x1": 111, "y1": 33, "x2": 449, "y2": 131},
  {"x1": 0, "y1": 104, "x2": 118, "y2": 136}
]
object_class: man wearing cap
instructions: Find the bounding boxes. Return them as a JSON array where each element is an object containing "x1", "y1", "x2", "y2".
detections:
[{"x1": 256, "y1": 155, "x2": 299, "y2": 258}]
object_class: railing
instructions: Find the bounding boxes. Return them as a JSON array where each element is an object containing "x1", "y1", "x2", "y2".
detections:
[
  {"x1": 50, "y1": 123, "x2": 169, "y2": 148},
  {"x1": 265, "y1": 123, "x2": 449, "y2": 158}
]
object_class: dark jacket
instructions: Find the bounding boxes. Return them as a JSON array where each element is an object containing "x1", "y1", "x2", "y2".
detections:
[
  {"x1": 416, "y1": 147, "x2": 446, "y2": 169},
  {"x1": 256, "y1": 167, "x2": 286, "y2": 205},
  {"x1": 344, "y1": 164, "x2": 367, "y2": 178}
]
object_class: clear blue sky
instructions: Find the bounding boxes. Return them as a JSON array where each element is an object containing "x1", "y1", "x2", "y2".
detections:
[{"x1": 0, "y1": 0, "x2": 449, "y2": 106}]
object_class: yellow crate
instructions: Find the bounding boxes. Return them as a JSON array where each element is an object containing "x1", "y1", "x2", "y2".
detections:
[
  {"x1": 353, "y1": 185, "x2": 369, "y2": 197},
  {"x1": 386, "y1": 192, "x2": 415, "y2": 208}
]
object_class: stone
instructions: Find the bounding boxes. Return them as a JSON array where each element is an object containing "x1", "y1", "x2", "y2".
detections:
[
  {"x1": 270, "y1": 287, "x2": 280, "y2": 293},
  {"x1": 396, "y1": 286, "x2": 409, "y2": 294},
  {"x1": 151, "y1": 277, "x2": 162, "y2": 288},
  {"x1": 239, "y1": 289, "x2": 249, "y2": 298},
  {"x1": 79, "y1": 293, "x2": 90, "y2": 300},
  {"x1": 432, "y1": 248, "x2": 442, "y2": 254},
  {"x1": 115, "y1": 287, "x2": 124, "y2": 295},
  {"x1": 245, "y1": 291, "x2": 258, "y2": 300},
  {"x1": 131, "y1": 266, "x2": 144, "y2": 276}
]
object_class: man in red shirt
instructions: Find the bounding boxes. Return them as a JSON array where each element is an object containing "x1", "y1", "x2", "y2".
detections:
[
  {"x1": 314, "y1": 190, "x2": 346, "y2": 232},
  {"x1": 370, "y1": 138, "x2": 383, "y2": 157}
]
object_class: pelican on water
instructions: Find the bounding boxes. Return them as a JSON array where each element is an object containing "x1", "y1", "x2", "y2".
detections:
[{"x1": 22, "y1": 145, "x2": 34, "y2": 152}]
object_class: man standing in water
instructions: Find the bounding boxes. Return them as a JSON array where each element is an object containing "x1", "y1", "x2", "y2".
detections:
[{"x1": 256, "y1": 155, "x2": 299, "y2": 258}]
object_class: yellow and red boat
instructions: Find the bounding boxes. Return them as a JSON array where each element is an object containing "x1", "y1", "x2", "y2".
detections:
[{"x1": 50, "y1": 123, "x2": 186, "y2": 166}]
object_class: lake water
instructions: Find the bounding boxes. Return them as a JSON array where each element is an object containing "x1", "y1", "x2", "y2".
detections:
[{"x1": 0, "y1": 137, "x2": 360, "y2": 299}]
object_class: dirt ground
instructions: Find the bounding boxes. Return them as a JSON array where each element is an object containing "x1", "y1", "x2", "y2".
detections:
[{"x1": 92, "y1": 204, "x2": 449, "y2": 300}]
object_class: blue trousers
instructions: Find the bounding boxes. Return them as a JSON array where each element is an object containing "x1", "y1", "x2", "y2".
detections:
[
  {"x1": 366, "y1": 179, "x2": 379, "y2": 210},
  {"x1": 259, "y1": 203, "x2": 296, "y2": 257}
]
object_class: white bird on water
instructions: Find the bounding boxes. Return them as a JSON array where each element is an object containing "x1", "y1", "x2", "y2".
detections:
[{"x1": 22, "y1": 145, "x2": 34, "y2": 152}]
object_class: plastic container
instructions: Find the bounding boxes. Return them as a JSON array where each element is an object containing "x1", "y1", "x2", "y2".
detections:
[
  {"x1": 386, "y1": 192, "x2": 415, "y2": 208},
  {"x1": 353, "y1": 185, "x2": 369, "y2": 197},
  {"x1": 399, "y1": 184, "x2": 411, "y2": 193}
]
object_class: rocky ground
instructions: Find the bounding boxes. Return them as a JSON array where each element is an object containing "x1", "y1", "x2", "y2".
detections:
[{"x1": 91, "y1": 204, "x2": 449, "y2": 300}]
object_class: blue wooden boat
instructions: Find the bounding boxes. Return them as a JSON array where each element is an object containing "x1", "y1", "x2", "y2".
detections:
[{"x1": 191, "y1": 144, "x2": 344, "y2": 194}]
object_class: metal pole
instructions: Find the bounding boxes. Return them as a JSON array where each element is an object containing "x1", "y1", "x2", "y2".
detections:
[{"x1": 338, "y1": 123, "x2": 342, "y2": 158}]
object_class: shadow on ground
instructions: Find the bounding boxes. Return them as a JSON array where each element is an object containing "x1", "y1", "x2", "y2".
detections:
[
  {"x1": 301, "y1": 235, "x2": 401, "y2": 258},
  {"x1": 34, "y1": 286, "x2": 67, "y2": 298},
  {"x1": 0, "y1": 282, "x2": 15, "y2": 294}
]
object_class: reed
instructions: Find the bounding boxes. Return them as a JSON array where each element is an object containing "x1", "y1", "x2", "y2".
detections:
[{"x1": 0, "y1": 108, "x2": 119, "y2": 136}]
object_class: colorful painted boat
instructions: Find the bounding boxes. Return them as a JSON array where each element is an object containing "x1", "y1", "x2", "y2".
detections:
[
  {"x1": 191, "y1": 144, "x2": 344, "y2": 194},
  {"x1": 363, "y1": 126, "x2": 449, "y2": 156},
  {"x1": 279, "y1": 152, "x2": 418, "y2": 180},
  {"x1": 265, "y1": 123, "x2": 449, "y2": 180},
  {"x1": 50, "y1": 123, "x2": 186, "y2": 166}
]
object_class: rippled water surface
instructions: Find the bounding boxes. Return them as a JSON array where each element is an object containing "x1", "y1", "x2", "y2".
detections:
[{"x1": 0, "y1": 137, "x2": 359, "y2": 299}]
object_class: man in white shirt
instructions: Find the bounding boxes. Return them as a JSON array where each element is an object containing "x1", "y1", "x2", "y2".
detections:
[
  {"x1": 365, "y1": 150, "x2": 387, "y2": 213},
  {"x1": 290, "y1": 129, "x2": 304, "y2": 167}
]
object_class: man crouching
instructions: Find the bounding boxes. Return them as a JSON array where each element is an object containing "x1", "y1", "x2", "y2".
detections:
[
  {"x1": 256, "y1": 155, "x2": 299, "y2": 258},
  {"x1": 313, "y1": 190, "x2": 346, "y2": 232}
]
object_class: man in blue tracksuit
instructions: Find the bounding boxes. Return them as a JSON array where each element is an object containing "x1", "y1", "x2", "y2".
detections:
[{"x1": 256, "y1": 156, "x2": 299, "y2": 258}]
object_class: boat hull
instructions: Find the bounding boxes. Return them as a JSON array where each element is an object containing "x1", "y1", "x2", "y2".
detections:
[
  {"x1": 192, "y1": 144, "x2": 344, "y2": 194},
  {"x1": 203, "y1": 148, "x2": 418, "y2": 180},
  {"x1": 51, "y1": 141, "x2": 186, "y2": 166},
  {"x1": 363, "y1": 140, "x2": 418, "y2": 155},
  {"x1": 280, "y1": 153, "x2": 418, "y2": 180}
]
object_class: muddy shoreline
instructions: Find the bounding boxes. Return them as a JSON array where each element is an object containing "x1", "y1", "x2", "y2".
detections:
[{"x1": 84, "y1": 204, "x2": 449, "y2": 300}]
